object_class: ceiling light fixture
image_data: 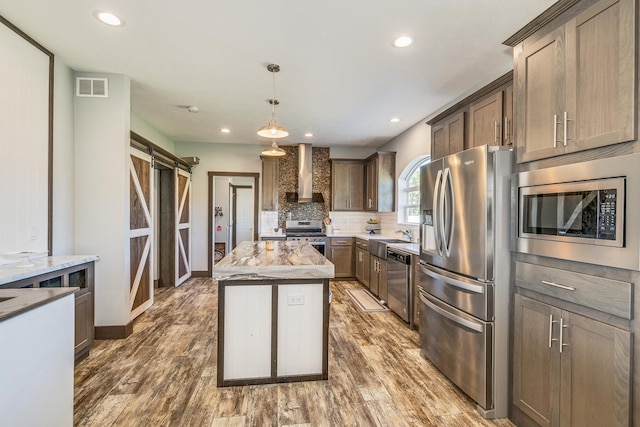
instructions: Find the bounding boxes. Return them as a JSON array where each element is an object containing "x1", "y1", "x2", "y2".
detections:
[
  {"x1": 95, "y1": 11, "x2": 125, "y2": 27},
  {"x1": 389, "y1": 117, "x2": 400, "y2": 123},
  {"x1": 257, "y1": 64, "x2": 289, "y2": 139},
  {"x1": 221, "y1": 128, "x2": 230, "y2": 133},
  {"x1": 261, "y1": 140, "x2": 286, "y2": 157},
  {"x1": 187, "y1": 105, "x2": 199, "y2": 113},
  {"x1": 304, "y1": 132, "x2": 314, "y2": 137},
  {"x1": 392, "y1": 35, "x2": 413, "y2": 48}
]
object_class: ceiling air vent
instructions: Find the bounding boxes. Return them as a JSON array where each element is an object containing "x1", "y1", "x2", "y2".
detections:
[{"x1": 76, "y1": 77, "x2": 109, "y2": 97}]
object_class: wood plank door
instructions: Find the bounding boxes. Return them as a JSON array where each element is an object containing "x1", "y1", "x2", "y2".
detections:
[
  {"x1": 129, "y1": 148, "x2": 154, "y2": 319},
  {"x1": 176, "y1": 168, "x2": 192, "y2": 286}
]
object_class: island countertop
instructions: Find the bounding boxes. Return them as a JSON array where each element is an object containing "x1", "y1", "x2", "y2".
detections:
[{"x1": 212, "y1": 241, "x2": 334, "y2": 281}]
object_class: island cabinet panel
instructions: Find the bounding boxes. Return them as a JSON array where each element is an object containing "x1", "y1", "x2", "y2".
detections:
[
  {"x1": 277, "y1": 283, "x2": 324, "y2": 376},
  {"x1": 514, "y1": 0, "x2": 636, "y2": 163},
  {"x1": 222, "y1": 285, "x2": 272, "y2": 380}
]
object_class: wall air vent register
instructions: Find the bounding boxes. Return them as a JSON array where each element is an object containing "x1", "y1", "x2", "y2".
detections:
[{"x1": 76, "y1": 77, "x2": 108, "y2": 97}]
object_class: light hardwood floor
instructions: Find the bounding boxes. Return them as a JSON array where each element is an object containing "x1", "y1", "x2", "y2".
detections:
[{"x1": 74, "y1": 278, "x2": 514, "y2": 427}]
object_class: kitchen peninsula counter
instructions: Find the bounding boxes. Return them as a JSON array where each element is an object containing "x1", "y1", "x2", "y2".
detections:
[{"x1": 213, "y1": 241, "x2": 334, "y2": 387}]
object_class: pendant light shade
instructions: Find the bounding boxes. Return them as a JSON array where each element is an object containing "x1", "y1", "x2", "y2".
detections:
[
  {"x1": 257, "y1": 64, "x2": 289, "y2": 139},
  {"x1": 261, "y1": 140, "x2": 286, "y2": 157}
]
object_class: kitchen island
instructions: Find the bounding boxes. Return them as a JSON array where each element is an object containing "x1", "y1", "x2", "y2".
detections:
[{"x1": 213, "y1": 240, "x2": 334, "y2": 386}]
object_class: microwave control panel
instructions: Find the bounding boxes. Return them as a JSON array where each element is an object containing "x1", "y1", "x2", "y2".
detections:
[{"x1": 598, "y1": 189, "x2": 617, "y2": 240}]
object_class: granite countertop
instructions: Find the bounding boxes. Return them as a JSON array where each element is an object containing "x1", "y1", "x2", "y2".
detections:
[
  {"x1": 0, "y1": 287, "x2": 78, "y2": 322},
  {"x1": 0, "y1": 255, "x2": 100, "y2": 286},
  {"x1": 213, "y1": 241, "x2": 334, "y2": 281}
]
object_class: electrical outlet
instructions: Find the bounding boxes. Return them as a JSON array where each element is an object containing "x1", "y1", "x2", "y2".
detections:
[{"x1": 288, "y1": 294, "x2": 304, "y2": 306}]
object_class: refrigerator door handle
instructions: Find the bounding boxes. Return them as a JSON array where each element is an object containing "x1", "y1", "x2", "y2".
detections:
[
  {"x1": 444, "y1": 167, "x2": 454, "y2": 256},
  {"x1": 433, "y1": 169, "x2": 444, "y2": 256},
  {"x1": 440, "y1": 167, "x2": 454, "y2": 257},
  {"x1": 419, "y1": 291, "x2": 484, "y2": 333},
  {"x1": 420, "y1": 264, "x2": 485, "y2": 294}
]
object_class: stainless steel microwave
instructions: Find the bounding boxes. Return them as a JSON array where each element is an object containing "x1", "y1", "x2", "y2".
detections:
[{"x1": 514, "y1": 153, "x2": 640, "y2": 271}]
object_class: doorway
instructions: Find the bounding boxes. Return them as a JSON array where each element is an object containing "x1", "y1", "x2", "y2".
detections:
[{"x1": 208, "y1": 172, "x2": 259, "y2": 276}]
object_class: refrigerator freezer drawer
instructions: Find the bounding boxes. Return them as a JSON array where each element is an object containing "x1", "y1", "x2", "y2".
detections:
[
  {"x1": 418, "y1": 290, "x2": 493, "y2": 410},
  {"x1": 419, "y1": 262, "x2": 493, "y2": 321}
]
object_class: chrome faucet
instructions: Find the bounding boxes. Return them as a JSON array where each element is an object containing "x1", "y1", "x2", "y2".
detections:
[{"x1": 396, "y1": 228, "x2": 413, "y2": 242}]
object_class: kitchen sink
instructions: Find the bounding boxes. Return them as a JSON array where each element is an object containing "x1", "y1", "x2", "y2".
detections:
[{"x1": 368, "y1": 238, "x2": 408, "y2": 259}]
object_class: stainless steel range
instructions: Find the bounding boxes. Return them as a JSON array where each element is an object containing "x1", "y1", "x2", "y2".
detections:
[{"x1": 285, "y1": 220, "x2": 327, "y2": 256}]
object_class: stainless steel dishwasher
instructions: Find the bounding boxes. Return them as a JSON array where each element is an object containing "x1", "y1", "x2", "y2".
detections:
[{"x1": 386, "y1": 248, "x2": 411, "y2": 323}]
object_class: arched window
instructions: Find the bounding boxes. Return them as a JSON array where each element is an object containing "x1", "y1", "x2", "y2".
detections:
[{"x1": 398, "y1": 156, "x2": 430, "y2": 224}]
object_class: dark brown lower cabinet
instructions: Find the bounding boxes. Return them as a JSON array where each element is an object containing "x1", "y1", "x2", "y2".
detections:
[
  {"x1": 513, "y1": 294, "x2": 631, "y2": 426},
  {"x1": 369, "y1": 255, "x2": 387, "y2": 300},
  {"x1": 328, "y1": 238, "x2": 354, "y2": 278},
  {"x1": 354, "y1": 239, "x2": 369, "y2": 288}
]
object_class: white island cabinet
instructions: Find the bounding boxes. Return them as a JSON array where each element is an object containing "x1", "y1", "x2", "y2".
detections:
[{"x1": 213, "y1": 241, "x2": 334, "y2": 386}]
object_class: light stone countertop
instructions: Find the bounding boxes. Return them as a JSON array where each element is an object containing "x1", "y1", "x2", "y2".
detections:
[
  {"x1": 213, "y1": 241, "x2": 334, "y2": 281},
  {"x1": 0, "y1": 255, "x2": 100, "y2": 286}
]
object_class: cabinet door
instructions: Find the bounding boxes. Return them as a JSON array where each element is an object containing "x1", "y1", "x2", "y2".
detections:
[
  {"x1": 331, "y1": 162, "x2": 351, "y2": 210},
  {"x1": 447, "y1": 111, "x2": 465, "y2": 154},
  {"x1": 469, "y1": 91, "x2": 503, "y2": 148},
  {"x1": 330, "y1": 245, "x2": 353, "y2": 278},
  {"x1": 431, "y1": 111, "x2": 465, "y2": 160},
  {"x1": 515, "y1": 29, "x2": 566, "y2": 163},
  {"x1": 348, "y1": 163, "x2": 365, "y2": 211},
  {"x1": 365, "y1": 158, "x2": 377, "y2": 211},
  {"x1": 431, "y1": 123, "x2": 448, "y2": 161},
  {"x1": 504, "y1": 85, "x2": 514, "y2": 147},
  {"x1": 369, "y1": 257, "x2": 380, "y2": 296},
  {"x1": 74, "y1": 291, "x2": 94, "y2": 361},
  {"x1": 377, "y1": 259, "x2": 388, "y2": 303},
  {"x1": 261, "y1": 157, "x2": 279, "y2": 211},
  {"x1": 564, "y1": 0, "x2": 636, "y2": 153},
  {"x1": 355, "y1": 247, "x2": 370, "y2": 287},
  {"x1": 559, "y1": 311, "x2": 632, "y2": 427},
  {"x1": 513, "y1": 295, "x2": 561, "y2": 427}
]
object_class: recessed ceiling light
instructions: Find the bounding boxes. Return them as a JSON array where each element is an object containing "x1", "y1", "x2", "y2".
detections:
[
  {"x1": 389, "y1": 117, "x2": 401, "y2": 123},
  {"x1": 94, "y1": 11, "x2": 125, "y2": 27},
  {"x1": 392, "y1": 35, "x2": 413, "y2": 48},
  {"x1": 187, "y1": 106, "x2": 199, "y2": 113},
  {"x1": 304, "y1": 133, "x2": 314, "y2": 137},
  {"x1": 221, "y1": 128, "x2": 230, "y2": 133}
]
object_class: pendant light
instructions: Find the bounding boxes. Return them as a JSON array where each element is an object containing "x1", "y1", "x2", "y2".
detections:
[
  {"x1": 261, "y1": 140, "x2": 286, "y2": 157},
  {"x1": 257, "y1": 64, "x2": 289, "y2": 139}
]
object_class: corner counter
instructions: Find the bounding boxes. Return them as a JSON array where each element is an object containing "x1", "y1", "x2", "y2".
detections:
[{"x1": 213, "y1": 241, "x2": 334, "y2": 386}]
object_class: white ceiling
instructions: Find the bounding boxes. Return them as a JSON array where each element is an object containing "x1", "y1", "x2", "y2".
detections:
[{"x1": 0, "y1": 0, "x2": 556, "y2": 148}]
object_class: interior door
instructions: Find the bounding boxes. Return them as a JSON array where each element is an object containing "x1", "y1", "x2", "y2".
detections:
[
  {"x1": 232, "y1": 185, "x2": 254, "y2": 247},
  {"x1": 129, "y1": 148, "x2": 154, "y2": 319},
  {"x1": 176, "y1": 169, "x2": 191, "y2": 286}
]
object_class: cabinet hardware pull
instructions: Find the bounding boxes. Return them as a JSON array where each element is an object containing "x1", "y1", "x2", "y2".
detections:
[
  {"x1": 553, "y1": 114, "x2": 562, "y2": 148},
  {"x1": 563, "y1": 111, "x2": 570, "y2": 147},
  {"x1": 504, "y1": 116, "x2": 509, "y2": 143},
  {"x1": 559, "y1": 317, "x2": 569, "y2": 353},
  {"x1": 548, "y1": 314, "x2": 558, "y2": 348},
  {"x1": 541, "y1": 280, "x2": 576, "y2": 291},
  {"x1": 494, "y1": 121, "x2": 499, "y2": 143}
]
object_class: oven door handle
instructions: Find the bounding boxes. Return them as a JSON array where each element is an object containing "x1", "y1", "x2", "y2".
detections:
[
  {"x1": 419, "y1": 291, "x2": 484, "y2": 333},
  {"x1": 420, "y1": 264, "x2": 484, "y2": 294}
]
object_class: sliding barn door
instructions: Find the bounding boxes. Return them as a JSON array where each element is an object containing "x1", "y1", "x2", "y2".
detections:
[
  {"x1": 176, "y1": 168, "x2": 192, "y2": 285},
  {"x1": 129, "y1": 148, "x2": 154, "y2": 318}
]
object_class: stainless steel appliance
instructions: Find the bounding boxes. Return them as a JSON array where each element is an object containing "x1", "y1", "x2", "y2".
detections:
[
  {"x1": 386, "y1": 248, "x2": 411, "y2": 323},
  {"x1": 285, "y1": 220, "x2": 327, "y2": 256},
  {"x1": 418, "y1": 145, "x2": 511, "y2": 419},
  {"x1": 514, "y1": 152, "x2": 640, "y2": 270}
]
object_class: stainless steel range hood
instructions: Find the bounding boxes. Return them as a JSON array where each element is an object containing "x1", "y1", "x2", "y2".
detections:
[{"x1": 286, "y1": 144, "x2": 325, "y2": 203}]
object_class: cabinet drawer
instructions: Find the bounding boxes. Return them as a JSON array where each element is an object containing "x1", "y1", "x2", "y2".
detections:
[
  {"x1": 515, "y1": 261, "x2": 633, "y2": 319},
  {"x1": 355, "y1": 238, "x2": 368, "y2": 250},
  {"x1": 330, "y1": 237, "x2": 353, "y2": 246}
]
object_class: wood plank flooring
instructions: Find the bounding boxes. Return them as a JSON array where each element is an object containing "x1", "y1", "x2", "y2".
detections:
[{"x1": 74, "y1": 278, "x2": 515, "y2": 426}]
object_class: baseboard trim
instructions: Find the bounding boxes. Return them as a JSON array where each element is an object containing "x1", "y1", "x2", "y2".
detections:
[
  {"x1": 191, "y1": 270, "x2": 210, "y2": 277},
  {"x1": 95, "y1": 322, "x2": 134, "y2": 340}
]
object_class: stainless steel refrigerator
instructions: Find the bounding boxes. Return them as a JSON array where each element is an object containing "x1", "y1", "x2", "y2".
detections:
[{"x1": 418, "y1": 144, "x2": 511, "y2": 419}]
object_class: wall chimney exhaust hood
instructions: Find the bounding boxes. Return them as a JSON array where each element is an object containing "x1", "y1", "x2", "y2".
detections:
[{"x1": 285, "y1": 143, "x2": 324, "y2": 203}]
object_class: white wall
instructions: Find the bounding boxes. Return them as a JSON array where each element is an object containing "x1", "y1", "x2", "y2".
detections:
[
  {"x1": 131, "y1": 110, "x2": 175, "y2": 152},
  {"x1": 329, "y1": 146, "x2": 376, "y2": 159},
  {"x1": 74, "y1": 72, "x2": 131, "y2": 327},
  {"x1": 174, "y1": 141, "x2": 262, "y2": 272},
  {"x1": 379, "y1": 120, "x2": 431, "y2": 177},
  {"x1": 52, "y1": 59, "x2": 76, "y2": 255}
]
